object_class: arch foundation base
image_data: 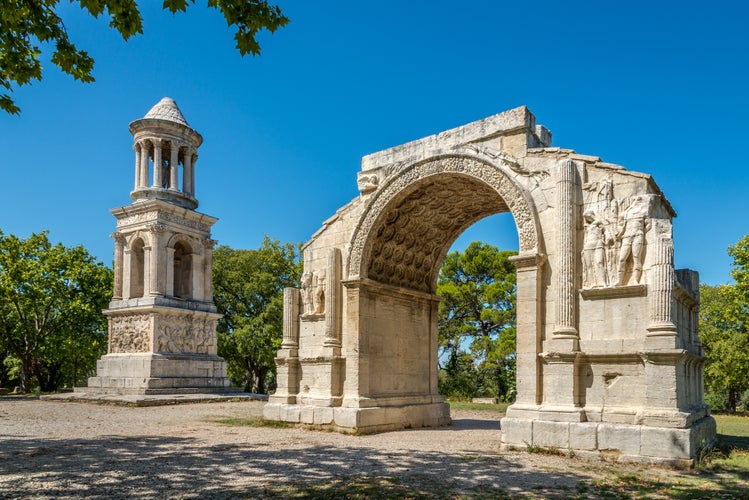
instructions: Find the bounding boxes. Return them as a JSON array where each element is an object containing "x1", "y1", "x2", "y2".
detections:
[
  {"x1": 264, "y1": 401, "x2": 451, "y2": 434},
  {"x1": 500, "y1": 412, "x2": 717, "y2": 468}
]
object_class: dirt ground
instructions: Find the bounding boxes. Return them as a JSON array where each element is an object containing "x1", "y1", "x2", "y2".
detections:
[{"x1": 0, "y1": 399, "x2": 682, "y2": 498}]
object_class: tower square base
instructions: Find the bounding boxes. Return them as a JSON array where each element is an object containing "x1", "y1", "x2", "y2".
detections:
[{"x1": 80, "y1": 353, "x2": 234, "y2": 395}]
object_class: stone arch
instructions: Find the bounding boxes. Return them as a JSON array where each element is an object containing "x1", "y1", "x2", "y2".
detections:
[
  {"x1": 128, "y1": 236, "x2": 146, "y2": 298},
  {"x1": 347, "y1": 154, "x2": 542, "y2": 290},
  {"x1": 171, "y1": 239, "x2": 193, "y2": 299}
]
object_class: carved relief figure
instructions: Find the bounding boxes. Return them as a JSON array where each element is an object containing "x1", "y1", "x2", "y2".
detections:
[
  {"x1": 109, "y1": 314, "x2": 151, "y2": 353},
  {"x1": 582, "y1": 211, "x2": 613, "y2": 288},
  {"x1": 358, "y1": 174, "x2": 379, "y2": 192},
  {"x1": 583, "y1": 178, "x2": 653, "y2": 288},
  {"x1": 313, "y1": 270, "x2": 326, "y2": 314},
  {"x1": 615, "y1": 195, "x2": 651, "y2": 286},
  {"x1": 156, "y1": 314, "x2": 214, "y2": 354},
  {"x1": 300, "y1": 270, "x2": 326, "y2": 315},
  {"x1": 301, "y1": 271, "x2": 314, "y2": 314}
]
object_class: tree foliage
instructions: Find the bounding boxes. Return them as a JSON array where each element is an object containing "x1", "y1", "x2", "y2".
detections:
[
  {"x1": 700, "y1": 235, "x2": 749, "y2": 412},
  {"x1": 0, "y1": 230, "x2": 112, "y2": 392},
  {"x1": 0, "y1": 1, "x2": 288, "y2": 114},
  {"x1": 212, "y1": 237, "x2": 301, "y2": 393},
  {"x1": 436, "y1": 241, "x2": 517, "y2": 400}
]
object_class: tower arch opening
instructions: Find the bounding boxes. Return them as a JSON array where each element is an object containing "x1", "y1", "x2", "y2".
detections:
[
  {"x1": 173, "y1": 241, "x2": 193, "y2": 299},
  {"x1": 129, "y1": 237, "x2": 145, "y2": 298}
]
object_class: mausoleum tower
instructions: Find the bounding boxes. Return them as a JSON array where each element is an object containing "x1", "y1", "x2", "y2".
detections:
[{"x1": 83, "y1": 97, "x2": 232, "y2": 395}]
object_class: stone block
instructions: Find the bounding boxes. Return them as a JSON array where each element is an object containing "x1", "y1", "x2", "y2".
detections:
[
  {"x1": 313, "y1": 406, "x2": 335, "y2": 425},
  {"x1": 500, "y1": 418, "x2": 533, "y2": 447},
  {"x1": 640, "y1": 426, "x2": 691, "y2": 459},
  {"x1": 533, "y1": 421, "x2": 570, "y2": 448},
  {"x1": 279, "y1": 404, "x2": 301, "y2": 423},
  {"x1": 598, "y1": 424, "x2": 641, "y2": 455},
  {"x1": 569, "y1": 422, "x2": 598, "y2": 450}
]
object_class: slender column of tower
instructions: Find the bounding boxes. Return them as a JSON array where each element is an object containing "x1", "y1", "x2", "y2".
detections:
[
  {"x1": 183, "y1": 150, "x2": 193, "y2": 195},
  {"x1": 152, "y1": 140, "x2": 163, "y2": 188},
  {"x1": 169, "y1": 144, "x2": 179, "y2": 190},
  {"x1": 138, "y1": 141, "x2": 150, "y2": 188}
]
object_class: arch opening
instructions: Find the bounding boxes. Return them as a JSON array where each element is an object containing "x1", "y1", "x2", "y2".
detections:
[
  {"x1": 129, "y1": 238, "x2": 145, "y2": 298},
  {"x1": 358, "y1": 173, "x2": 525, "y2": 404},
  {"x1": 173, "y1": 241, "x2": 193, "y2": 299},
  {"x1": 364, "y1": 173, "x2": 514, "y2": 294}
]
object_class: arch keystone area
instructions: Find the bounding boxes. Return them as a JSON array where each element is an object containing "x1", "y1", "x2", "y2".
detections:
[{"x1": 264, "y1": 106, "x2": 716, "y2": 467}]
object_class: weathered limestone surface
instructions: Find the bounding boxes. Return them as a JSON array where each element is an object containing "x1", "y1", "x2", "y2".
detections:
[
  {"x1": 264, "y1": 106, "x2": 715, "y2": 465},
  {"x1": 81, "y1": 98, "x2": 232, "y2": 395}
]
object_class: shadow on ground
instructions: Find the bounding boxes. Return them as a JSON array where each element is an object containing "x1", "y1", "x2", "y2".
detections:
[{"x1": 0, "y1": 432, "x2": 585, "y2": 498}]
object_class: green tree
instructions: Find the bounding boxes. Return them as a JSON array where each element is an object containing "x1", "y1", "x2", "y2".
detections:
[
  {"x1": 437, "y1": 241, "x2": 517, "y2": 401},
  {"x1": 0, "y1": 230, "x2": 112, "y2": 392},
  {"x1": 700, "y1": 234, "x2": 749, "y2": 412},
  {"x1": 0, "y1": 0, "x2": 288, "y2": 114},
  {"x1": 212, "y1": 237, "x2": 301, "y2": 393},
  {"x1": 699, "y1": 283, "x2": 749, "y2": 412}
]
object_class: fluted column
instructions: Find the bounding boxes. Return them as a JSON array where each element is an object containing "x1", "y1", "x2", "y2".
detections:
[
  {"x1": 112, "y1": 233, "x2": 125, "y2": 300},
  {"x1": 148, "y1": 224, "x2": 166, "y2": 296},
  {"x1": 324, "y1": 247, "x2": 342, "y2": 348},
  {"x1": 647, "y1": 235, "x2": 678, "y2": 341},
  {"x1": 152, "y1": 140, "x2": 163, "y2": 188},
  {"x1": 183, "y1": 149, "x2": 193, "y2": 195},
  {"x1": 139, "y1": 141, "x2": 150, "y2": 188},
  {"x1": 133, "y1": 145, "x2": 141, "y2": 190},
  {"x1": 202, "y1": 238, "x2": 216, "y2": 302},
  {"x1": 553, "y1": 158, "x2": 578, "y2": 339},
  {"x1": 169, "y1": 143, "x2": 179, "y2": 191},
  {"x1": 282, "y1": 288, "x2": 300, "y2": 349},
  {"x1": 165, "y1": 247, "x2": 175, "y2": 297}
]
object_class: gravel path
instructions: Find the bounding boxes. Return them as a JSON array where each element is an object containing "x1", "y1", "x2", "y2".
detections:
[{"x1": 0, "y1": 399, "x2": 680, "y2": 498}]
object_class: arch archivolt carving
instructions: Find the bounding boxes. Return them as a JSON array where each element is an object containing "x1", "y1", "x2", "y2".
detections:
[
  {"x1": 347, "y1": 154, "x2": 542, "y2": 292},
  {"x1": 166, "y1": 233, "x2": 198, "y2": 254}
]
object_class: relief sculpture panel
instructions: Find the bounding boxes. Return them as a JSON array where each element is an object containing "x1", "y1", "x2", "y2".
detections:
[
  {"x1": 155, "y1": 314, "x2": 215, "y2": 354},
  {"x1": 582, "y1": 178, "x2": 653, "y2": 288},
  {"x1": 109, "y1": 314, "x2": 151, "y2": 353}
]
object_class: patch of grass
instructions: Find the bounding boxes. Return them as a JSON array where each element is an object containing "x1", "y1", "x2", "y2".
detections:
[
  {"x1": 447, "y1": 400, "x2": 510, "y2": 413},
  {"x1": 588, "y1": 414, "x2": 749, "y2": 498},
  {"x1": 266, "y1": 476, "x2": 509, "y2": 499},
  {"x1": 209, "y1": 416, "x2": 291, "y2": 428}
]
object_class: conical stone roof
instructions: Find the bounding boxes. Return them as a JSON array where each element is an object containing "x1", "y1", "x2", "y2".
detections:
[{"x1": 143, "y1": 97, "x2": 189, "y2": 126}]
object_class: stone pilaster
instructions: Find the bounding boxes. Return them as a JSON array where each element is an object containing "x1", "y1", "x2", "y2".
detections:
[
  {"x1": 148, "y1": 224, "x2": 166, "y2": 296},
  {"x1": 112, "y1": 233, "x2": 125, "y2": 300},
  {"x1": 202, "y1": 238, "x2": 216, "y2": 302}
]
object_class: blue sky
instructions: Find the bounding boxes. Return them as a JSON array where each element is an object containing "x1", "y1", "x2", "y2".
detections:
[{"x1": 1, "y1": 1, "x2": 747, "y2": 285}]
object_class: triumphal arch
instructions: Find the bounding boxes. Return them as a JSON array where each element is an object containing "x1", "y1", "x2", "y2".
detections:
[{"x1": 264, "y1": 106, "x2": 716, "y2": 465}]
